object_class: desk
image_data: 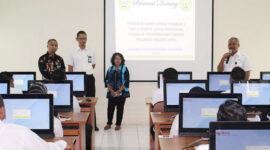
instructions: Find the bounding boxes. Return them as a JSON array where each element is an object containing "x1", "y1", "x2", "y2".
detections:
[
  {"x1": 43, "y1": 136, "x2": 77, "y2": 150},
  {"x1": 145, "y1": 97, "x2": 153, "y2": 149},
  {"x1": 151, "y1": 112, "x2": 178, "y2": 150},
  {"x1": 159, "y1": 136, "x2": 209, "y2": 150},
  {"x1": 60, "y1": 112, "x2": 89, "y2": 150},
  {"x1": 78, "y1": 97, "x2": 98, "y2": 150}
]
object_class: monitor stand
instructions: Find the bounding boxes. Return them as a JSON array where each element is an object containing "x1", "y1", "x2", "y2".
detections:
[{"x1": 188, "y1": 137, "x2": 209, "y2": 146}]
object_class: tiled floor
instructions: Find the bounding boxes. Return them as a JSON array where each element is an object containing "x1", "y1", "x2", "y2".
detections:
[{"x1": 94, "y1": 125, "x2": 150, "y2": 150}]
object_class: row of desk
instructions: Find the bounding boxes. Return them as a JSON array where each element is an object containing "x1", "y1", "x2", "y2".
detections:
[{"x1": 43, "y1": 97, "x2": 98, "y2": 150}]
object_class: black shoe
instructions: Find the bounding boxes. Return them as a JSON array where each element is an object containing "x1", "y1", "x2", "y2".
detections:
[{"x1": 95, "y1": 127, "x2": 99, "y2": 131}]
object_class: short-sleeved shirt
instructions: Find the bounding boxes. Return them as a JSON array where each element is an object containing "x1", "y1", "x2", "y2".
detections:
[
  {"x1": 105, "y1": 65, "x2": 130, "y2": 98},
  {"x1": 67, "y1": 47, "x2": 96, "y2": 75},
  {"x1": 152, "y1": 88, "x2": 163, "y2": 105},
  {"x1": 223, "y1": 51, "x2": 251, "y2": 72},
  {"x1": 38, "y1": 52, "x2": 66, "y2": 80}
]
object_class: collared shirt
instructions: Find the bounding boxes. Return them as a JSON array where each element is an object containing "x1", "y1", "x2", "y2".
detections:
[
  {"x1": 169, "y1": 114, "x2": 179, "y2": 137},
  {"x1": 152, "y1": 88, "x2": 163, "y2": 105},
  {"x1": 223, "y1": 51, "x2": 251, "y2": 72},
  {"x1": 0, "y1": 120, "x2": 66, "y2": 150},
  {"x1": 10, "y1": 87, "x2": 23, "y2": 94},
  {"x1": 105, "y1": 65, "x2": 130, "y2": 98},
  {"x1": 73, "y1": 96, "x2": 81, "y2": 112},
  {"x1": 54, "y1": 117, "x2": 63, "y2": 138},
  {"x1": 67, "y1": 47, "x2": 96, "y2": 75},
  {"x1": 38, "y1": 52, "x2": 66, "y2": 80}
]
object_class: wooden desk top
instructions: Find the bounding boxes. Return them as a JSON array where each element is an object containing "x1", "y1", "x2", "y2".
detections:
[
  {"x1": 159, "y1": 136, "x2": 208, "y2": 150},
  {"x1": 77, "y1": 97, "x2": 98, "y2": 105},
  {"x1": 44, "y1": 136, "x2": 76, "y2": 150},
  {"x1": 59, "y1": 112, "x2": 89, "y2": 124},
  {"x1": 151, "y1": 112, "x2": 178, "y2": 125}
]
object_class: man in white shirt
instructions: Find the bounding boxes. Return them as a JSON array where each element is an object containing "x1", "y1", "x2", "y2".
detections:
[
  {"x1": 67, "y1": 30, "x2": 99, "y2": 131},
  {"x1": 0, "y1": 95, "x2": 70, "y2": 150},
  {"x1": 217, "y1": 37, "x2": 251, "y2": 80},
  {"x1": 0, "y1": 72, "x2": 23, "y2": 94}
]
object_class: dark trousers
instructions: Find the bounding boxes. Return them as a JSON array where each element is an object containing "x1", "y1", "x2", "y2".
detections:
[
  {"x1": 107, "y1": 97, "x2": 126, "y2": 126},
  {"x1": 85, "y1": 74, "x2": 96, "y2": 97},
  {"x1": 85, "y1": 74, "x2": 98, "y2": 129}
]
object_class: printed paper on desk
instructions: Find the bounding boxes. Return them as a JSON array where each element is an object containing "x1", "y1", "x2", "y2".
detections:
[
  {"x1": 201, "y1": 108, "x2": 218, "y2": 117},
  {"x1": 13, "y1": 109, "x2": 31, "y2": 119}
]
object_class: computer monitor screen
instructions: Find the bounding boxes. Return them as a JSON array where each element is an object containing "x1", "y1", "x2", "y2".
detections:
[
  {"x1": 232, "y1": 82, "x2": 270, "y2": 106},
  {"x1": 66, "y1": 73, "x2": 85, "y2": 92},
  {"x1": 165, "y1": 82, "x2": 206, "y2": 106},
  {"x1": 182, "y1": 97, "x2": 238, "y2": 129},
  {"x1": 215, "y1": 129, "x2": 270, "y2": 150},
  {"x1": 261, "y1": 72, "x2": 270, "y2": 80},
  {"x1": 3, "y1": 98, "x2": 50, "y2": 129},
  {"x1": 0, "y1": 82, "x2": 8, "y2": 94},
  {"x1": 13, "y1": 74, "x2": 35, "y2": 91},
  {"x1": 44, "y1": 83, "x2": 71, "y2": 106},
  {"x1": 208, "y1": 73, "x2": 231, "y2": 92},
  {"x1": 158, "y1": 72, "x2": 192, "y2": 88}
]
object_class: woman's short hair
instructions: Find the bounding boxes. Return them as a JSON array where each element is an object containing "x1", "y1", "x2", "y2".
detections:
[
  {"x1": 111, "y1": 52, "x2": 125, "y2": 66},
  {"x1": 217, "y1": 100, "x2": 247, "y2": 121}
]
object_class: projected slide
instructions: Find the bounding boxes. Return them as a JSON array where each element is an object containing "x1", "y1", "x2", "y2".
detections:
[
  {"x1": 0, "y1": 83, "x2": 8, "y2": 94},
  {"x1": 45, "y1": 83, "x2": 71, "y2": 106},
  {"x1": 216, "y1": 130, "x2": 270, "y2": 150},
  {"x1": 183, "y1": 98, "x2": 237, "y2": 128},
  {"x1": 166, "y1": 83, "x2": 206, "y2": 105},
  {"x1": 3, "y1": 99, "x2": 50, "y2": 129},
  {"x1": 13, "y1": 75, "x2": 34, "y2": 91},
  {"x1": 233, "y1": 83, "x2": 270, "y2": 105},
  {"x1": 115, "y1": 0, "x2": 195, "y2": 60}
]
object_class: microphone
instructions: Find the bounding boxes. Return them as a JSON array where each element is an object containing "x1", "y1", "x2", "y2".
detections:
[{"x1": 226, "y1": 49, "x2": 232, "y2": 64}]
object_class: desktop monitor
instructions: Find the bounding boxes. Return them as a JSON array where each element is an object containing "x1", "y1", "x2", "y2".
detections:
[
  {"x1": 0, "y1": 80, "x2": 9, "y2": 94},
  {"x1": 210, "y1": 122, "x2": 270, "y2": 150},
  {"x1": 207, "y1": 72, "x2": 231, "y2": 92},
  {"x1": 179, "y1": 93, "x2": 242, "y2": 137},
  {"x1": 2, "y1": 94, "x2": 54, "y2": 138},
  {"x1": 66, "y1": 72, "x2": 86, "y2": 96},
  {"x1": 260, "y1": 72, "x2": 270, "y2": 80},
  {"x1": 157, "y1": 72, "x2": 192, "y2": 88},
  {"x1": 10, "y1": 72, "x2": 36, "y2": 92},
  {"x1": 28, "y1": 80, "x2": 73, "y2": 112},
  {"x1": 164, "y1": 80, "x2": 207, "y2": 112},
  {"x1": 232, "y1": 80, "x2": 270, "y2": 110}
]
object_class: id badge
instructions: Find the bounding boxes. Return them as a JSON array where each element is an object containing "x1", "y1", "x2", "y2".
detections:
[{"x1": 88, "y1": 56, "x2": 92, "y2": 63}]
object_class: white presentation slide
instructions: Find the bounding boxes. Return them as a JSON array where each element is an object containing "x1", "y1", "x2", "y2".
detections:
[
  {"x1": 116, "y1": 0, "x2": 195, "y2": 60},
  {"x1": 105, "y1": 0, "x2": 213, "y2": 80}
]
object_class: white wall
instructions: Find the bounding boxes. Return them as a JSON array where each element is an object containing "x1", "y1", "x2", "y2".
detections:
[{"x1": 1, "y1": 0, "x2": 270, "y2": 125}]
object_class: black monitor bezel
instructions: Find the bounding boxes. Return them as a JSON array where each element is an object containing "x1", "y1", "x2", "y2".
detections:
[
  {"x1": 28, "y1": 80, "x2": 73, "y2": 112},
  {"x1": 66, "y1": 72, "x2": 86, "y2": 96},
  {"x1": 9, "y1": 72, "x2": 36, "y2": 92},
  {"x1": 0, "y1": 80, "x2": 10, "y2": 94},
  {"x1": 231, "y1": 80, "x2": 270, "y2": 110},
  {"x1": 157, "y1": 72, "x2": 192, "y2": 88},
  {"x1": 260, "y1": 72, "x2": 270, "y2": 80},
  {"x1": 164, "y1": 80, "x2": 207, "y2": 112},
  {"x1": 179, "y1": 93, "x2": 242, "y2": 137},
  {"x1": 209, "y1": 121, "x2": 270, "y2": 150},
  {"x1": 1, "y1": 94, "x2": 54, "y2": 136},
  {"x1": 207, "y1": 72, "x2": 231, "y2": 92}
]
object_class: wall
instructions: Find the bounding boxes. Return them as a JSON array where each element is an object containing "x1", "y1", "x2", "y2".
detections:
[{"x1": 1, "y1": 0, "x2": 270, "y2": 125}]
